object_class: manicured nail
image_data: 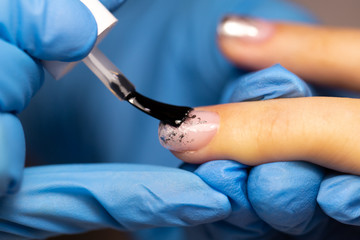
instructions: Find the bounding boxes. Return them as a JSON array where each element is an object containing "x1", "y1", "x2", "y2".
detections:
[
  {"x1": 217, "y1": 16, "x2": 274, "y2": 42},
  {"x1": 158, "y1": 111, "x2": 219, "y2": 152}
]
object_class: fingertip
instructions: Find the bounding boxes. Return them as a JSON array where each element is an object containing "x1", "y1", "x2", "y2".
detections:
[
  {"x1": 248, "y1": 162, "x2": 324, "y2": 234},
  {"x1": 217, "y1": 16, "x2": 275, "y2": 42},
  {"x1": 217, "y1": 16, "x2": 275, "y2": 69},
  {"x1": 318, "y1": 175, "x2": 360, "y2": 225},
  {"x1": 194, "y1": 161, "x2": 250, "y2": 209},
  {"x1": 49, "y1": 0, "x2": 98, "y2": 61},
  {"x1": 0, "y1": 40, "x2": 43, "y2": 113},
  {"x1": 19, "y1": 0, "x2": 98, "y2": 61},
  {"x1": 194, "y1": 161, "x2": 275, "y2": 232},
  {"x1": 0, "y1": 114, "x2": 25, "y2": 196},
  {"x1": 158, "y1": 110, "x2": 219, "y2": 153}
]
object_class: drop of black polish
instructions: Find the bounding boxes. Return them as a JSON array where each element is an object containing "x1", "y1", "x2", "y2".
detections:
[{"x1": 110, "y1": 82, "x2": 193, "y2": 127}]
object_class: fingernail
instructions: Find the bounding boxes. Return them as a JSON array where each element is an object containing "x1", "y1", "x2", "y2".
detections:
[
  {"x1": 158, "y1": 111, "x2": 219, "y2": 152},
  {"x1": 217, "y1": 16, "x2": 274, "y2": 42}
]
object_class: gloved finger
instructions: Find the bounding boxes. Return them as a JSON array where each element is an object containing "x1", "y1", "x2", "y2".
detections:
[
  {"x1": 248, "y1": 162, "x2": 327, "y2": 235},
  {"x1": 0, "y1": 39, "x2": 42, "y2": 113},
  {"x1": 0, "y1": 113, "x2": 25, "y2": 196},
  {"x1": 0, "y1": 164, "x2": 231, "y2": 239},
  {"x1": 1, "y1": 0, "x2": 98, "y2": 61},
  {"x1": 0, "y1": 39, "x2": 41, "y2": 196},
  {"x1": 220, "y1": 64, "x2": 312, "y2": 103},
  {"x1": 99, "y1": 0, "x2": 126, "y2": 11},
  {"x1": 193, "y1": 160, "x2": 278, "y2": 239},
  {"x1": 217, "y1": 17, "x2": 360, "y2": 92},
  {"x1": 318, "y1": 174, "x2": 360, "y2": 226}
]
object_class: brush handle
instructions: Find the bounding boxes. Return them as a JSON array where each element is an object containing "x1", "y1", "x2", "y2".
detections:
[{"x1": 83, "y1": 47, "x2": 135, "y2": 100}]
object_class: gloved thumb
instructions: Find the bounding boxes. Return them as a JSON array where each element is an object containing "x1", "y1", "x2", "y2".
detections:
[{"x1": 1, "y1": 0, "x2": 99, "y2": 61}]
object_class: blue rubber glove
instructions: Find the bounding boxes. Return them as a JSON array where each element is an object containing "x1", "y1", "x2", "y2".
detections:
[
  {"x1": 316, "y1": 174, "x2": 360, "y2": 240},
  {"x1": 0, "y1": 0, "x2": 119, "y2": 195},
  {"x1": 178, "y1": 65, "x2": 328, "y2": 240},
  {"x1": 0, "y1": 163, "x2": 231, "y2": 239}
]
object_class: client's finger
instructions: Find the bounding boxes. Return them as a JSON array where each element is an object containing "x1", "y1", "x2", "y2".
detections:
[
  {"x1": 158, "y1": 97, "x2": 360, "y2": 175},
  {"x1": 217, "y1": 17, "x2": 360, "y2": 91}
]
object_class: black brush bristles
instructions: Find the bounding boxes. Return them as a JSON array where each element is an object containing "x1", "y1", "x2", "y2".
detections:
[
  {"x1": 109, "y1": 74, "x2": 193, "y2": 127},
  {"x1": 125, "y1": 91, "x2": 193, "y2": 127}
]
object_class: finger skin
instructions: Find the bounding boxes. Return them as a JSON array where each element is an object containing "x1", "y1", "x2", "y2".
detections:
[
  {"x1": 174, "y1": 97, "x2": 360, "y2": 175},
  {"x1": 218, "y1": 23, "x2": 360, "y2": 91}
]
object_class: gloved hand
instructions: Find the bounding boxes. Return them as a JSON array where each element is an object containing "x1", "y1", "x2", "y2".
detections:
[
  {"x1": 0, "y1": 0, "x2": 118, "y2": 196},
  {"x1": 177, "y1": 65, "x2": 327, "y2": 240},
  {"x1": 0, "y1": 163, "x2": 231, "y2": 239}
]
